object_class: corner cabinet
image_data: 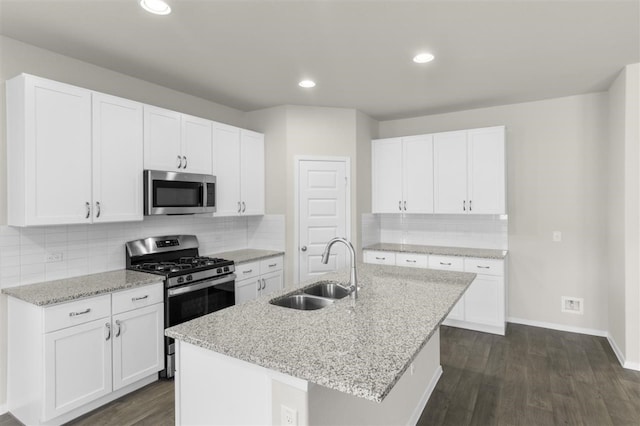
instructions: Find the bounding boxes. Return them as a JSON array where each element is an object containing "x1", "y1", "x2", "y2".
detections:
[
  {"x1": 143, "y1": 105, "x2": 213, "y2": 174},
  {"x1": 7, "y1": 74, "x2": 144, "y2": 226},
  {"x1": 372, "y1": 126, "x2": 505, "y2": 216},
  {"x1": 235, "y1": 256, "x2": 284, "y2": 304},
  {"x1": 7, "y1": 283, "x2": 164, "y2": 426},
  {"x1": 372, "y1": 135, "x2": 434, "y2": 214},
  {"x1": 363, "y1": 250, "x2": 506, "y2": 335},
  {"x1": 213, "y1": 123, "x2": 265, "y2": 216}
]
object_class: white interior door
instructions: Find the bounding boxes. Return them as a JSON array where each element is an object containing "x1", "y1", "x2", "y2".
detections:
[{"x1": 298, "y1": 160, "x2": 349, "y2": 284}]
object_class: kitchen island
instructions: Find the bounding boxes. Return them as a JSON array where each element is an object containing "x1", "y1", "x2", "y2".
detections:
[{"x1": 166, "y1": 263, "x2": 475, "y2": 425}]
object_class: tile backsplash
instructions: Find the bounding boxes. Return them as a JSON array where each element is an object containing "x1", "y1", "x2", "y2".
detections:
[
  {"x1": 0, "y1": 214, "x2": 284, "y2": 288},
  {"x1": 362, "y1": 214, "x2": 508, "y2": 250}
]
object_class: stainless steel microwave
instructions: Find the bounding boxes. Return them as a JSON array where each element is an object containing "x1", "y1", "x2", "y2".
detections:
[{"x1": 144, "y1": 170, "x2": 216, "y2": 215}]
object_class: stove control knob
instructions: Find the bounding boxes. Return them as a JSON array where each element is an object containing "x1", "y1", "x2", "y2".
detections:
[
  {"x1": 186, "y1": 275, "x2": 193, "y2": 282},
  {"x1": 224, "y1": 266, "x2": 229, "y2": 272},
  {"x1": 177, "y1": 277, "x2": 184, "y2": 284}
]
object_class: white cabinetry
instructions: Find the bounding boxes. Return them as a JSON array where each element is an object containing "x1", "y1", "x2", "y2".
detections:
[
  {"x1": 143, "y1": 106, "x2": 213, "y2": 174},
  {"x1": 213, "y1": 123, "x2": 265, "y2": 216},
  {"x1": 7, "y1": 283, "x2": 164, "y2": 426},
  {"x1": 6, "y1": 74, "x2": 144, "y2": 226},
  {"x1": 235, "y1": 256, "x2": 284, "y2": 304},
  {"x1": 433, "y1": 126, "x2": 505, "y2": 214},
  {"x1": 363, "y1": 249, "x2": 506, "y2": 335},
  {"x1": 372, "y1": 135, "x2": 434, "y2": 213}
]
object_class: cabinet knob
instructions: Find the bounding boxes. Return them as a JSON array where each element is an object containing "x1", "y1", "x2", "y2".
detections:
[{"x1": 301, "y1": 246, "x2": 307, "y2": 252}]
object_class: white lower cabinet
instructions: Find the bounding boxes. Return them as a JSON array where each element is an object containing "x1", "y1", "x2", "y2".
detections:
[
  {"x1": 235, "y1": 256, "x2": 284, "y2": 304},
  {"x1": 7, "y1": 283, "x2": 164, "y2": 426},
  {"x1": 363, "y1": 250, "x2": 506, "y2": 335}
]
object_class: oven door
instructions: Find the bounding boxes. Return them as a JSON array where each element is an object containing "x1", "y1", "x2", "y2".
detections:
[
  {"x1": 166, "y1": 273, "x2": 236, "y2": 328},
  {"x1": 144, "y1": 170, "x2": 216, "y2": 215}
]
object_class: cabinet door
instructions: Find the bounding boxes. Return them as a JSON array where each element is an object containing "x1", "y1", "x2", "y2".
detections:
[
  {"x1": 433, "y1": 131, "x2": 468, "y2": 214},
  {"x1": 372, "y1": 138, "x2": 403, "y2": 213},
  {"x1": 235, "y1": 277, "x2": 260, "y2": 305},
  {"x1": 260, "y1": 271, "x2": 283, "y2": 298},
  {"x1": 92, "y1": 93, "x2": 144, "y2": 223},
  {"x1": 240, "y1": 130, "x2": 265, "y2": 216},
  {"x1": 403, "y1": 135, "x2": 434, "y2": 213},
  {"x1": 181, "y1": 114, "x2": 213, "y2": 175},
  {"x1": 24, "y1": 76, "x2": 92, "y2": 225},
  {"x1": 44, "y1": 318, "x2": 112, "y2": 421},
  {"x1": 468, "y1": 126, "x2": 505, "y2": 214},
  {"x1": 464, "y1": 275, "x2": 505, "y2": 327},
  {"x1": 213, "y1": 123, "x2": 241, "y2": 216},
  {"x1": 112, "y1": 303, "x2": 164, "y2": 391},
  {"x1": 446, "y1": 297, "x2": 465, "y2": 321},
  {"x1": 143, "y1": 105, "x2": 182, "y2": 171}
]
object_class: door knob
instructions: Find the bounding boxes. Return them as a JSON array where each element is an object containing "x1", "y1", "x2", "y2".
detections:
[{"x1": 301, "y1": 246, "x2": 307, "y2": 252}]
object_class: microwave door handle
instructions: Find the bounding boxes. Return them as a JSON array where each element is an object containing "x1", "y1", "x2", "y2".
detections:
[{"x1": 167, "y1": 274, "x2": 236, "y2": 297}]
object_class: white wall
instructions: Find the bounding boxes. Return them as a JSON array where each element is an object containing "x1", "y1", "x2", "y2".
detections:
[
  {"x1": 607, "y1": 63, "x2": 640, "y2": 369},
  {"x1": 379, "y1": 93, "x2": 611, "y2": 333}
]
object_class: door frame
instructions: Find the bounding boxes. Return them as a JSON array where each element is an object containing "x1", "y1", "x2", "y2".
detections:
[{"x1": 294, "y1": 156, "x2": 351, "y2": 285}]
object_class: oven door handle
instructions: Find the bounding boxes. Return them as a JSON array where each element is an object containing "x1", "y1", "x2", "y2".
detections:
[{"x1": 167, "y1": 274, "x2": 236, "y2": 297}]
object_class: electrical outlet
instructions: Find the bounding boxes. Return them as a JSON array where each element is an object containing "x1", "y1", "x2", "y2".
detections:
[
  {"x1": 561, "y1": 296, "x2": 584, "y2": 314},
  {"x1": 553, "y1": 231, "x2": 562, "y2": 242},
  {"x1": 45, "y1": 252, "x2": 63, "y2": 263},
  {"x1": 281, "y1": 405, "x2": 297, "y2": 426}
]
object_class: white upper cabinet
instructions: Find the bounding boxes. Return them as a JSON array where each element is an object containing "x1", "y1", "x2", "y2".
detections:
[
  {"x1": 143, "y1": 106, "x2": 213, "y2": 174},
  {"x1": 92, "y1": 93, "x2": 144, "y2": 223},
  {"x1": 7, "y1": 74, "x2": 143, "y2": 226},
  {"x1": 372, "y1": 135, "x2": 433, "y2": 214},
  {"x1": 433, "y1": 126, "x2": 505, "y2": 214},
  {"x1": 213, "y1": 123, "x2": 265, "y2": 216}
]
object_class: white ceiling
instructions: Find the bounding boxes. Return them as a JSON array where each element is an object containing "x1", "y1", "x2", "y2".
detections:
[{"x1": 0, "y1": 0, "x2": 638, "y2": 120}]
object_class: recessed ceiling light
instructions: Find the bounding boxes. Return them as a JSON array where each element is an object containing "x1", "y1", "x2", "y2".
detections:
[
  {"x1": 299, "y1": 80, "x2": 316, "y2": 88},
  {"x1": 140, "y1": 0, "x2": 171, "y2": 15},
  {"x1": 413, "y1": 53, "x2": 435, "y2": 64}
]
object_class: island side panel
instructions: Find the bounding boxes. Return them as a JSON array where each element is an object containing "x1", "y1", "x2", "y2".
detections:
[{"x1": 307, "y1": 328, "x2": 441, "y2": 426}]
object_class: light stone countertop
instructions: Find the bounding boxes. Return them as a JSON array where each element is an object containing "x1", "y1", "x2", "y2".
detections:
[
  {"x1": 165, "y1": 262, "x2": 475, "y2": 403},
  {"x1": 364, "y1": 243, "x2": 507, "y2": 259},
  {"x1": 205, "y1": 248, "x2": 284, "y2": 265},
  {"x1": 1, "y1": 270, "x2": 164, "y2": 306}
]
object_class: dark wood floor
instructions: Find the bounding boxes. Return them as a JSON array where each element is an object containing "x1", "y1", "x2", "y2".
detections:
[{"x1": 2, "y1": 324, "x2": 639, "y2": 425}]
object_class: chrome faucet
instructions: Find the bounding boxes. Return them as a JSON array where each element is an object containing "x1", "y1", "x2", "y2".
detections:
[{"x1": 321, "y1": 237, "x2": 358, "y2": 300}]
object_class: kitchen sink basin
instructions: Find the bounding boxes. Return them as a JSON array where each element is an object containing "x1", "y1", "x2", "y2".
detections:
[
  {"x1": 269, "y1": 294, "x2": 334, "y2": 311},
  {"x1": 302, "y1": 281, "x2": 351, "y2": 300}
]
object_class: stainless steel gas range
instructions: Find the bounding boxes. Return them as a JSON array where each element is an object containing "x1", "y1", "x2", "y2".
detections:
[{"x1": 125, "y1": 235, "x2": 235, "y2": 378}]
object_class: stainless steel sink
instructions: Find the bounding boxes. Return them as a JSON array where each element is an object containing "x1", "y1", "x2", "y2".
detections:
[
  {"x1": 269, "y1": 294, "x2": 334, "y2": 311},
  {"x1": 302, "y1": 281, "x2": 351, "y2": 300}
]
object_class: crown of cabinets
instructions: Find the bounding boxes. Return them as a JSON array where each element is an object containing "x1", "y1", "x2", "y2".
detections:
[
  {"x1": 372, "y1": 126, "x2": 505, "y2": 215},
  {"x1": 6, "y1": 73, "x2": 265, "y2": 227},
  {"x1": 7, "y1": 75, "x2": 144, "y2": 226}
]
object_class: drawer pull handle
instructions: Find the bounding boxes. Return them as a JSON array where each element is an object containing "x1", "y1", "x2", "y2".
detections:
[
  {"x1": 69, "y1": 308, "x2": 91, "y2": 317},
  {"x1": 268, "y1": 263, "x2": 277, "y2": 267},
  {"x1": 375, "y1": 257, "x2": 386, "y2": 260},
  {"x1": 132, "y1": 295, "x2": 149, "y2": 302},
  {"x1": 115, "y1": 319, "x2": 121, "y2": 337},
  {"x1": 477, "y1": 265, "x2": 490, "y2": 269},
  {"x1": 406, "y1": 260, "x2": 416, "y2": 263},
  {"x1": 105, "y1": 322, "x2": 111, "y2": 341},
  {"x1": 440, "y1": 262, "x2": 452, "y2": 266},
  {"x1": 243, "y1": 269, "x2": 253, "y2": 274}
]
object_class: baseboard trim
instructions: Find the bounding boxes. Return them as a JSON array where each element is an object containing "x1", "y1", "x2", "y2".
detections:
[
  {"x1": 507, "y1": 317, "x2": 608, "y2": 337},
  {"x1": 407, "y1": 365, "x2": 443, "y2": 426},
  {"x1": 606, "y1": 334, "x2": 640, "y2": 371},
  {"x1": 0, "y1": 404, "x2": 7, "y2": 415}
]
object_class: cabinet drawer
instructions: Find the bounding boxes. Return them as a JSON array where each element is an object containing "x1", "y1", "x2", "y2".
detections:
[
  {"x1": 44, "y1": 294, "x2": 111, "y2": 333},
  {"x1": 464, "y1": 258, "x2": 504, "y2": 276},
  {"x1": 428, "y1": 255, "x2": 464, "y2": 271},
  {"x1": 260, "y1": 256, "x2": 283, "y2": 274},
  {"x1": 364, "y1": 250, "x2": 396, "y2": 265},
  {"x1": 395, "y1": 253, "x2": 428, "y2": 268},
  {"x1": 236, "y1": 261, "x2": 260, "y2": 280},
  {"x1": 112, "y1": 283, "x2": 164, "y2": 315}
]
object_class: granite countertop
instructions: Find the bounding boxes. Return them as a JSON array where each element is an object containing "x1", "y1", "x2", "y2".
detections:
[
  {"x1": 205, "y1": 248, "x2": 284, "y2": 265},
  {"x1": 364, "y1": 243, "x2": 507, "y2": 259},
  {"x1": 166, "y1": 262, "x2": 474, "y2": 403},
  {"x1": 1, "y1": 270, "x2": 164, "y2": 306}
]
